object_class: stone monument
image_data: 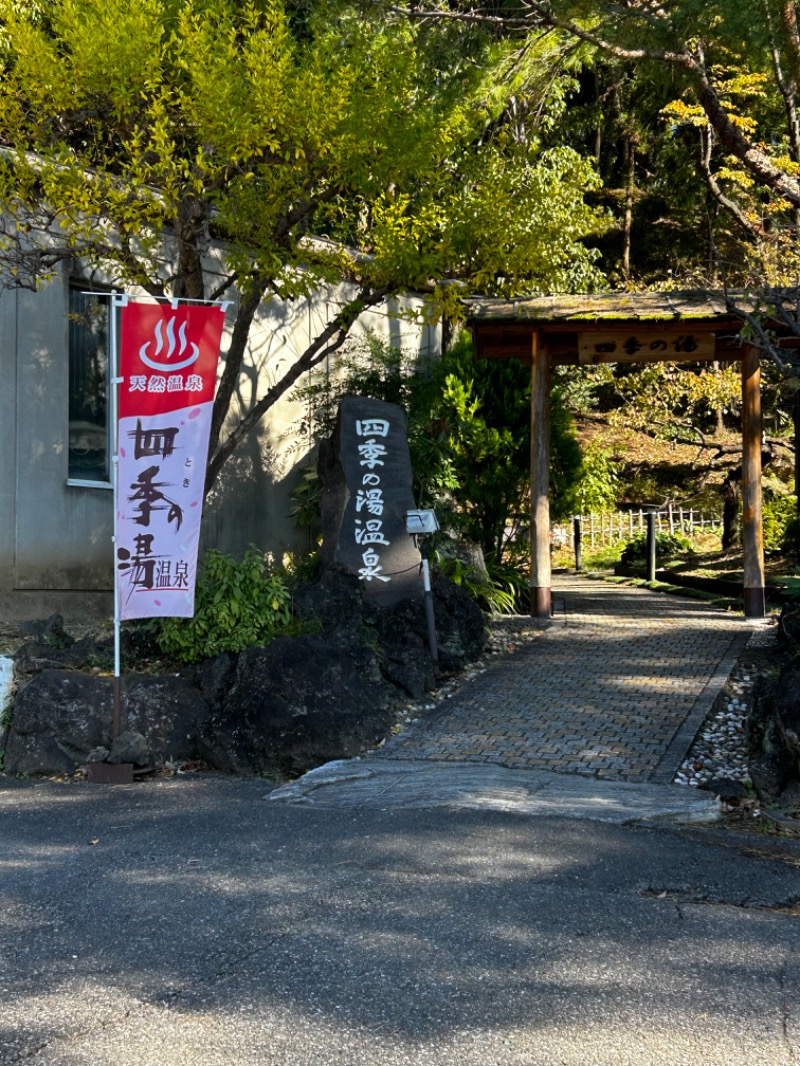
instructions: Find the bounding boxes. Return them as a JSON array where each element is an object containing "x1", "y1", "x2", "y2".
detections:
[{"x1": 319, "y1": 396, "x2": 422, "y2": 607}]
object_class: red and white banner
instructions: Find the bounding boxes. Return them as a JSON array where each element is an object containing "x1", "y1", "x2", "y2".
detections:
[{"x1": 115, "y1": 301, "x2": 225, "y2": 620}]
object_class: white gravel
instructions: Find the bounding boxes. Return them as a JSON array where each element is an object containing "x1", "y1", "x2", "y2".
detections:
[{"x1": 673, "y1": 622, "x2": 778, "y2": 790}]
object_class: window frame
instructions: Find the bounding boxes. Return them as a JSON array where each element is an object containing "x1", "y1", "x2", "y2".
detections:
[{"x1": 66, "y1": 282, "x2": 115, "y2": 489}]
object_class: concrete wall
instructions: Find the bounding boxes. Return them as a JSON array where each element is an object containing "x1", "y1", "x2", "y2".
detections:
[
  {"x1": 0, "y1": 270, "x2": 439, "y2": 596},
  {"x1": 0, "y1": 286, "x2": 17, "y2": 591},
  {"x1": 3, "y1": 272, "x2": 114, "y2": 591}
]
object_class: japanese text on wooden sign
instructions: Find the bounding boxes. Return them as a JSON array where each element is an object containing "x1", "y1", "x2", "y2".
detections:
[{"x1": 578, "y1": 331, "x2": 716, "y2": 364}]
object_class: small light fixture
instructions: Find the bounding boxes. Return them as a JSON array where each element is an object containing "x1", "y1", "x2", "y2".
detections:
[{"x1": 405, "y1": 509, "x2": 439, "y2": 536}]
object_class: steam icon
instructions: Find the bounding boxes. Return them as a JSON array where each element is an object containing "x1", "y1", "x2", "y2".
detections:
[{"x1": 139, "y1": 318, "x2": 200, "y2": 372}]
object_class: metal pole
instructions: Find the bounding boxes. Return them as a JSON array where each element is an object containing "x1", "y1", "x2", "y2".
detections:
[
  {"x1": 110, "y1": 293, "x2": 128, "y2": 741},
  {"x1": 646, "y1": 510, "x2": 657, "y2": 582},
  {"x1": 419, "y1": 545, "x2": 438, "y2": 668},
  {"x1": 573, "y1": 515, "x2": 582, "y2": 572}
]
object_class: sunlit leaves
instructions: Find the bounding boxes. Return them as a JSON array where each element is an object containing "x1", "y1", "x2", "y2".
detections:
[{"x1": 0, "y1": 0, "x2": 608, "y2": 301}]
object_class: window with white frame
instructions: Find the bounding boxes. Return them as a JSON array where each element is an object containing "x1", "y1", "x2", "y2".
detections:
[{"x1": 68, "y1": 285, "x2": 111, "y2": 483}]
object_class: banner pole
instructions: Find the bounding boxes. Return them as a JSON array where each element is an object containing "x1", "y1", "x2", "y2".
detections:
[{"x1": 110, "y1": 293, "x2": 128, "y2": 742}]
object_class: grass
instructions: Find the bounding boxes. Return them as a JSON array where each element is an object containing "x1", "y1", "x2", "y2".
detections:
[
  {"x1": 556, "y1": 528, "x2": 800, "y2": 596},
  {"x1": 581, "y1": 569, "x2": 742, "y2": 611}
]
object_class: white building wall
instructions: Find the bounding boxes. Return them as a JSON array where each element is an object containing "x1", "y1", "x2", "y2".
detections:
[
  {"x1": 0, "y1": 269, "x2": 439, "y2": 595},
  {"x1": 0, "y1": 286, "x2": 17, "y2": 590}
]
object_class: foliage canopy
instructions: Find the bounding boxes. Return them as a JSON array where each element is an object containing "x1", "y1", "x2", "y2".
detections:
[{"x1": 0, "y1": 0, "x2": 609, "y2": 492}]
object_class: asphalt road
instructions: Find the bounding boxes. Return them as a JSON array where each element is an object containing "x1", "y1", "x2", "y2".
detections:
[{"x1": 2, "y1": 774, "x2": 798, "y2": 1066}]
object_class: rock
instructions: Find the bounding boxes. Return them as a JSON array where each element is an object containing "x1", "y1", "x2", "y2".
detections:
[
  {"x1": 190, "y1": 653, "x2": 238, "y2": 715},
  {"x1": 5, "y1": 670, "x2": 113, "y2": 776},
  {"x1": 701, "y1": 777, "x2": 748, "y2": 801},
  {"x1": 4, "y1": 669, "x2": 210, "y2": 776},
  {"x1": 318, "y1": 396, "x2": 421, "y2": 607},
  {"x1": 120, "y1": 675, "x2": 211, "y2": 763},
  {"x1": 108, "y1": 730, "x2": 151, "y2": 767},
  {"x1": 292, "y1": 566, "x2": 369, "y2": 647},
  {"x1": 19, "y1": 613, "x2": 74, "y2": 647},
  {"x1": 382, "y1": 639, "x2": 436, "y2": 698},
  {"x1": 778, "y1": 603, "x2": 800, "y2": 647},
  {"x1": 199, "y1": 635, "x2": 395, "y2": 777},
  {"x1": 372, "y1": 573, "x2": 487, "y2": 677},
  {"x1": 430, "y1": 574, "x2": 488, "y2": 671},
  {"x1": 4, "y1": 565, "x2": 490, "y2": 779},
  {"x1": 747, "y1": 670, "x2": 800, "y2": 803},
  {"x1": 13, "y1": 635, "x2": 103, "y2": 676}
]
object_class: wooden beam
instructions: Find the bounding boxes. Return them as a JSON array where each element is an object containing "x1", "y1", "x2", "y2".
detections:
[
  {"x1": 741, "y1": 343, "x2": 765, "y2": 619},
  {"x1": 530, "y1": 330, "x2": 552, "y2": 618},
  {"x1": 578, "y1": 330, "x2": 716, "y2": 363}
]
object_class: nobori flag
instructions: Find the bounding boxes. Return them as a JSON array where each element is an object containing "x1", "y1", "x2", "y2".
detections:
[{"x1": 116, "y1": 302, "x2": 224, "y2": 620}]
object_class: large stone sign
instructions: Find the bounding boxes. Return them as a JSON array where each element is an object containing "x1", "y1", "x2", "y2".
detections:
[{"x1": 319, "y1": 396, "x2": 422, "y2": 607}]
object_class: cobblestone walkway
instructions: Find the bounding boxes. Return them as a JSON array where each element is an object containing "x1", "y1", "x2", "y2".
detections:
[{"x1": 368, "y1": 575, "x2": 752, "y2": 784}]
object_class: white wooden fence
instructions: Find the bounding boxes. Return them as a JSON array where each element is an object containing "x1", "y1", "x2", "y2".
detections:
[{"x1": 552, "y1": 507, "x2": 723, "y2": 549}]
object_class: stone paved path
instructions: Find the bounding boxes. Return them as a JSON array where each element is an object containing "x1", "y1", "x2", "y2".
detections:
[{"x1": 367, "y1": 575, "x2": 753, "y2": 785}]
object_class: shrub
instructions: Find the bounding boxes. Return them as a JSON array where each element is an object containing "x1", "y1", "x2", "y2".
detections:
[
  {"x1": 620, "y1": 532, "x2": 691, "y2": 565},
  {"x1": 572, "y1": 443, "x2": 619, "y2": 516},
  {"x1": 762, "y1": 493, "x2": 797, "y2": 555},
  {"x1": 435, "y1": 551, "x2": 527, "y2": 614},
  {"x1": 152, "y1": 548, "x2": 297, "y2": 664}
]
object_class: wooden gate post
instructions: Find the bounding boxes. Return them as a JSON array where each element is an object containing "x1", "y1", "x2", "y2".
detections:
[
  {"x1": 530, "y1": 330, "x2": 552, "y2": 617},
  {"x1": 742, "y1": 343, "x2": 766, "y2": 618}
]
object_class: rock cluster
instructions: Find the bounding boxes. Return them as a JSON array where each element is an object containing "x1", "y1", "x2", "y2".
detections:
[
  {"x1": 673, "y1": 616, "x2": 800, "y2": 810},
  {"x1": 674, "y1": 671, "x2": 752, "y2": 790},
  {"x1": 4, "y1": 567, "x2": 487, "y2": 779},
  {"x1": 746, "y1": 629, "x2": 800, "y2": 805}
]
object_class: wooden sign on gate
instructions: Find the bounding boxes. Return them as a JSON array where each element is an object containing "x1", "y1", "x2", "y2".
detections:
[{"x1": 578, "y1": 330, "x2": 717, "y2": 364}]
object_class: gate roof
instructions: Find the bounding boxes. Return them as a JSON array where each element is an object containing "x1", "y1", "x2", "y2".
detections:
[{"x1": 465, "y1": 290, "x2": 751, "y2": 366}]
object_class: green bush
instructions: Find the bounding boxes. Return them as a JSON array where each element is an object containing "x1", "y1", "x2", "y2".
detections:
[
  {"x1": 152, "y1": 548, "x2": 298, "y2": 664},
  {"x1": 572, "y1": 444, "x2": 619, "y2": 515},
  {"x1": 620, "y1": 532, "x2": 691, "y2": 565},
  {"x1": 762, "y1": 493, "x2": 797, "y2": 555},
  {"x1": 293, "y1": 331, "x2": 586, "y2": 564},
  {"x1": 435, "y1": 555, "x2": 514, "y2": 615},
  {"x1": 782, "y1": 514, "x2": 800, "y2": 560}
]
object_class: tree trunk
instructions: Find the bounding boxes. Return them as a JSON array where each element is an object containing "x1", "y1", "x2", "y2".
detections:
[
  {"x1": 722, "y1": 473, "x2": 742, "y2": 550},
  {"x1": 622, "y1": 135, "x2": 634, "y2": 281}
]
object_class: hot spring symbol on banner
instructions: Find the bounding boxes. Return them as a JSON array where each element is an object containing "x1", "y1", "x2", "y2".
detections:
[{"x1": 116, "y1": 301, "x2": 225, "y2": 620}]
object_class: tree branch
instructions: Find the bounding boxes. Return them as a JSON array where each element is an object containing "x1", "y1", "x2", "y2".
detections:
[
  {"x1": 205, "y1": 282, "x2": 394, "y2": 492},
  {"x1": 208, "y1": 276, "x2": 268, "y2": 462},
  {"x1": 697, "y1": 127, "x2": 769, "y2": 243}
]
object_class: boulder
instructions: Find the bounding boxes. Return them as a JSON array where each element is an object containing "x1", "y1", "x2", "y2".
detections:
[
  {"x1": 4, "y1": 566, "x2": 489, "y2": 779},
  {"x1": 294, "y1": 564, "x2": 486, "y2": 689},
  {"x1": 108, "y1": 730, "x2": 151, "y2": 767},
  {"x1": 373, "y1": 573, "x2": 487, "y2": 676},
  {"x1": 292, "y1": 566, "x2": 369, "y2": 648},
  {"x1": 199, "y1": 634, "x2": 395, "y2": 777},
  {"x1": 13, "y1": 635, "x2": 106, "y2": 677},
  {"x1": 4, "y1": 669, "x2": 210, "y2": 776},
  {"x1": 190, "y1": 653, "x2": 239, "y2": 715},
  {"x1": 19, "y1": 613, "x2": 74, "y2": 647},
  {"x1": 778, "y1": 603, "x2": 800, "y2": 648},
  {"x1": 118, "y1": 675, "x2": 211, "y2": 763},
  {"x1": 5, "y1": 670, "x2": 113, "y2": 776},
  {"x1": 318, "y1": 396, "x2": 422, "y2": 607},
  {"x1": 747, "y1": 668, "x2": 800, "y2": 803}
]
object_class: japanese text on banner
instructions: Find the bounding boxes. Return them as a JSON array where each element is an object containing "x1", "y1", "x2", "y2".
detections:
[{"x1": 116, "y1": 302, "x2": 224, "y2": 620}]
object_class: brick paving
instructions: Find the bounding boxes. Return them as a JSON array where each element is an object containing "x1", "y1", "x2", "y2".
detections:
[{"x1": 369, "y1": 575, "x2": 752, "y2": 783}]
